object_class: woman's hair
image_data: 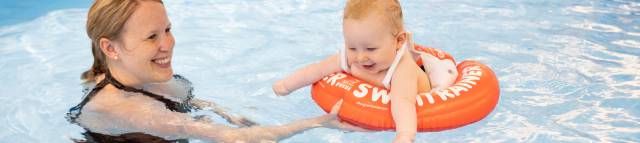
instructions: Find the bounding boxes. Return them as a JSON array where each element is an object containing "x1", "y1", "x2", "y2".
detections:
[{"x1": 82, "y1": 0, "x2": 163, "y2": 82}]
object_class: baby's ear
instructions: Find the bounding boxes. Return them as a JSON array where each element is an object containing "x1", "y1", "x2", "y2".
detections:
[
  {"x1": 396, "y1": 31, "x2": 407, "y2": 42},
  {"x1": 395, "y1": 31, "x2": 408, "y2": 49}
]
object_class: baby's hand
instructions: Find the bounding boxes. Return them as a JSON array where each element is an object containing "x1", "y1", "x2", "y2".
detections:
[
  {"x1": 272, "y1": 80, "x2": 291, "y2": 96},
  {"x1": 392, "y1": 137, "x2": 414, "y2": 143},
  {"x1": 393, "y1": 131, "x2": 415, "y2": 143}
]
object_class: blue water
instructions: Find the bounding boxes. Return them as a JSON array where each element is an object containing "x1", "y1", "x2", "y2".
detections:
[
  {"x1": 1, "y1": 0, "x2": 639, "y2": 142},
  {"x1": 0, "y1": 0, "x2": 91, "y2": 26}
]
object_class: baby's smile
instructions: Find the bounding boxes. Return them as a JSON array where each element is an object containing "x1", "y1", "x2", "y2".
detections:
[{"x1": 360, "y1": 63, "x2": 376, "y2": 70}]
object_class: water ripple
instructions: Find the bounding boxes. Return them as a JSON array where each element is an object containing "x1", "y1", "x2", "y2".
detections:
[
  {"x1": 612, "y1": 40, "x2": 640, "y2": 49},
  {"x1": 567, "y1": 21, "x2": 623, "y2": 33}
]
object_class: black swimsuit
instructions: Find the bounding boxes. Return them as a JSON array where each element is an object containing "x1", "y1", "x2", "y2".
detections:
[{"x1": 66, "y1": 72, "x2": 194, "y2": 143}]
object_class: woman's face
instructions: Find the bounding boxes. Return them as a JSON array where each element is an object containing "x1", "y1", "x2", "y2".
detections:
[{"x1": 114, "y1": 1, "x2": 174, "y2": 84}]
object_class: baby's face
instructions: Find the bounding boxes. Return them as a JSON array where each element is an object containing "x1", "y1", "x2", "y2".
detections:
[{"x1": 343, "y1": 14, "x2": 402, "y2": 75}]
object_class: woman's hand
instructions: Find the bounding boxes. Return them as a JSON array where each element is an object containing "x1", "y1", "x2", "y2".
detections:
[
  {"x1": 272, "y1": 80, "x2": 291, "y2": 96},
  {"x1": 321, "y1": 100, "x2": 371, "y2": 132}
]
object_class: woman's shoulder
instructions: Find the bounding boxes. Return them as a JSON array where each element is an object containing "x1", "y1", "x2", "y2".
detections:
[
  {"x1": 143, "y1": 74, "x2": 195, "y2": 102},
  {"x1": 84, "y1": 86, "x2": 128, "y2": 113},
  {"x1": 81, "y1": 74, "x2": 195, "y2": 113}
]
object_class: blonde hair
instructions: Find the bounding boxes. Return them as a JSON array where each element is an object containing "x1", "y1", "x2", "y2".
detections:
[
  {"x1": 343, "y1": 0, "x2": 404, "y2": 36},
  {"x1": 82, "y1": 0, "x2": 163, "y2": 82}
]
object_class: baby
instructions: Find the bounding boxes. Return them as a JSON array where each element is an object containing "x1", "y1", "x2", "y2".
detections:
[{"x1": 273, "y1": 0, "x2": 456, "y2": 142}]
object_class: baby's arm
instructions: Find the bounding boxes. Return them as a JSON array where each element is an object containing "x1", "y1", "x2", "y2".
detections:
[
  {"x1": 389, "y1": 52, "x2": 419, "y2": 143},
  {"x1": 273, "y1": 54, "x2": 342, "y2": 96}
]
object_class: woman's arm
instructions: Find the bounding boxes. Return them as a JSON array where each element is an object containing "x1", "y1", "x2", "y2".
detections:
[
  {"x1": 273, "y1": 54, "x2": 342, "y2": 96},
  {"x1": 190, "y1": 98, "x2": 257, "y2": 127},
  {"x1": 144, "y1": 78, "x2": 257, "y2": 127},
  {"x1": 83, "y1": 98, "x2": 334, "y2": 142},
  {"x1": 228, "y1": 100, "x2": 361, "y2": 141},
  {"x1": 81, "y1": 98, "x2": 230, "y2": 141}
]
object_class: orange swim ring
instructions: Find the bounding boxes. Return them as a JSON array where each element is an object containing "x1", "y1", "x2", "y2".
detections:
[{"x1": 311, "y1": 45, "x2": 500, "y2": 131}]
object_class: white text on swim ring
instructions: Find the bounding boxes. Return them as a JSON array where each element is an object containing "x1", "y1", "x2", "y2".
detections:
[
  {"x1": 322, "y1": 73, "x2": 352, "y2": 91},
  {"x1": 353, "y1": 84, "x2": 391, "y2": 104}
]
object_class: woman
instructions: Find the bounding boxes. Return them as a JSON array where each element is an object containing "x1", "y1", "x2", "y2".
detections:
[{"x1": 66, "y1": 0, "x2": 352, "y2": 142}]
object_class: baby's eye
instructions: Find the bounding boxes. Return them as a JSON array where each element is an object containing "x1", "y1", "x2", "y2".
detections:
[
  {"x1": 348, "y1": 48, "x2": 356, "y2": 51},
  {"x1": 366, "y1": 48, "x2": 377, "y2": 51},
  {"x1": 165, "y1": 27, "x2": 171, "y2": 33}
]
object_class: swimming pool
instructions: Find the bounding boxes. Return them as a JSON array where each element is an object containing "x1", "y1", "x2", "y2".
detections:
[{"x1": 0, "y1": 0, "x2": 638, "y2": 142}]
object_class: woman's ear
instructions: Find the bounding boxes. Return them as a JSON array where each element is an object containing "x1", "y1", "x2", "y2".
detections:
[{"x1": 99, "y1": 38, "x2": 118, "y2": 60}]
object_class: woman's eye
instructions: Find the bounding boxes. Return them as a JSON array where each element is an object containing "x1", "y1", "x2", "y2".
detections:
[
  {"x1": 147, "y1": 34, "x2": 157, "y2": 40},
  {"x1": 366, "y1": 48, "x2": 377, "y2": 51},
  {"x1": 348, "y1": 48, "x2": 356, "y2": 51}
]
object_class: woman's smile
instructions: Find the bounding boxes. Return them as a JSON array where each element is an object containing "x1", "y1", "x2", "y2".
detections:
[{"x1": 152, "y1": 57, "x2": 171, "y2": 68}]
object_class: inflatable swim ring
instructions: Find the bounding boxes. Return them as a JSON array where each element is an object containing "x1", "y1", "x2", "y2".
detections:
[{"x1": 311, "y1": 45, "x2": 500, "y2": 131}]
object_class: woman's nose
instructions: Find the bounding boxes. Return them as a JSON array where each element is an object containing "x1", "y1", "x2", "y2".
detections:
[{"x1": 159, "y1": 34, "x2": 175, "y2": 52}]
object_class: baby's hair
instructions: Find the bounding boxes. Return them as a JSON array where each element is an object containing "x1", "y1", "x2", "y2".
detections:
[{"x1": 343, "y1": 0, "x2": 404, "y2": 36}]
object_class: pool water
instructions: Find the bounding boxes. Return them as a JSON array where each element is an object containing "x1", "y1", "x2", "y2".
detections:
[
  {"x1": 0, "y1": 0, "x2": 638, "y2": 142},
  {"x1": 0, "y1": 0, "x2": 91, "y2": 26}
]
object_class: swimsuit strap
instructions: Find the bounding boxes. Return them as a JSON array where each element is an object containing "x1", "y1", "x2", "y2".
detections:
[
  {"x1": 66, "y1": 76, "x2": 111, "y2": 122},
  {"x1": 105, "y1": 72, "x2": 182, "y2": 111},
  {"x1": 340, "y1": 43, "x2": 408, "y2": 89},
  {"x1": 381, "y1": 41, "x2": 409, "y2": 89},
  {"x1": 339, "y1": 45, "x2": 350, "y2": 73},
  {"x1": 66, "y1": 71, "x2": 191, "y2": 123}
]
